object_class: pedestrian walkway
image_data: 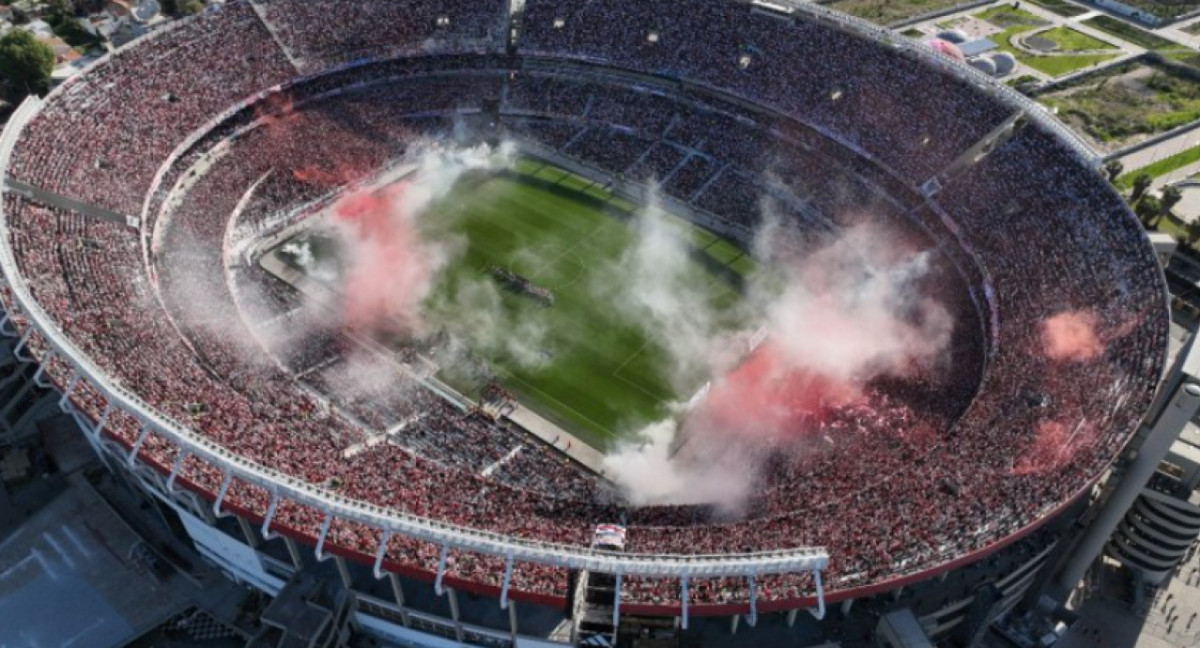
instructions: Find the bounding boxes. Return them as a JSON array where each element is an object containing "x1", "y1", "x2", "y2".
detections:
[{"x1": 506, "y1": 404, "x2": 608, "y2": 477}]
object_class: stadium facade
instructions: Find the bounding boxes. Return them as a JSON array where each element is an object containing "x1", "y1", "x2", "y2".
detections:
[{"x1": 0, "y1": 0, "x2": 1189, "y2": 646}]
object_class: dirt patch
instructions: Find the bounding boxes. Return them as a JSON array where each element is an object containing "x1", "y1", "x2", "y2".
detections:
[
  {"x1": 938, "y1": 16, "x2": 1005, "y2": 39},
  {"x1": 1024, "y1": 35, "x2": 1058, "y2": 52}
]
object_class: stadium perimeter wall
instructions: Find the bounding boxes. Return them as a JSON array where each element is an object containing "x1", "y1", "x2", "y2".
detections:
[{"x1": 0, "y1": 0, "x2": 1160, "y2": 618}]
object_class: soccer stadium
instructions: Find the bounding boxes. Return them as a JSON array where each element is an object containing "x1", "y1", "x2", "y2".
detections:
[{"x1": 0, "y1": 0, "x2": 1181, "y2": 646}]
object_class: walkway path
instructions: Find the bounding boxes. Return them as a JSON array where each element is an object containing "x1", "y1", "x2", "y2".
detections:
[
  {"x1": 3, "y1": 179, "x2": 133, "y2": 227},
  {"x1": 1159, "y1": 15, "x2": 1200, "y2": 48},
  {"x1": 506, "y1": 404, "x2": 609, "y2": 477},
  {"x1": 1114, "y1": 130, "x2": 1200, "y2": 182}
]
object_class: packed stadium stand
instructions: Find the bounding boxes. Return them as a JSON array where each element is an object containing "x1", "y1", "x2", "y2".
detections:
[{"x1": 0, "y1": 0, "x2": 1171, "y2": 644}]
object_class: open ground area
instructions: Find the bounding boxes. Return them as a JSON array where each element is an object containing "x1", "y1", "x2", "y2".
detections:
[
  {"x1": 421, "y1": 159, "x2": 756, "y2": 449},
  {"x1": 1038, "y1": 60, "x2": 1200, "y2": 151}
]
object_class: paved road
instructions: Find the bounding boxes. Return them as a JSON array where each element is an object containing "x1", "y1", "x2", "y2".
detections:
[
  {"x1": 1115, "y1": 130, "x2": 1200, "y2": 182},
  {"x1": 1160, "y1": 15, "x2": 1200, "y2": 48},
  {"x1": 506, "y1": 404, "x2": 609, "y2": 476}
]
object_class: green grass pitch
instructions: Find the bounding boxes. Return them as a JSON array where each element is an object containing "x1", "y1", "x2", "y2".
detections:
[{"x1": 422, "y1": 158, "x2": 755, "y2": 450}]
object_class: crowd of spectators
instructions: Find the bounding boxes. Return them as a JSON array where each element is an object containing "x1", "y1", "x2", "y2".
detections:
[
  {"x1": 0, "y1": 0, "x2": 1167, "y2": 611},
  {"x1": 519, "y1": 0, "x2": 1014, "y2": 184},
  {"x1": 9, "y1": 2, "x2": 295, "y2": 216},
  {"x1": 251, "y1": 0, "x2": 509, "y2": 72}
]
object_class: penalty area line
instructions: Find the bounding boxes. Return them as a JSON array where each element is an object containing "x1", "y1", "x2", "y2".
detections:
[{"x1": 498, "y1": 371, "x2": 617, "y2": 442}]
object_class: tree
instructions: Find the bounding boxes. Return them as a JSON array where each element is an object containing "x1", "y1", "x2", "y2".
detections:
[
  {"x1": 1104, "y1": 159, "x2": 1124, "y2": 183},
  {"x1": 47, "y1": 0, "x2": 76, "y2": 15},
  {"x1": 1131, "y1": 173, "x2": 1153, "y2": 202},
  {"x1": 0, "y1": 31, "x2": 55, "y2": 101},
  {"x1": 1184, "y1": 219, "x2": 1200, "y2": 248},
  {"x1": 183, "y1": 0, "x2": 206, "y2": 14},
  {"x1": 1161, "y1": 185, "x2": 1183, "y2": 217},
  {"x1": 48, "y1": 14, "x2": 97, "y2": 48},
  {"x1": 1135, "y1": 195, "x2": 1161, "y2": 228}
]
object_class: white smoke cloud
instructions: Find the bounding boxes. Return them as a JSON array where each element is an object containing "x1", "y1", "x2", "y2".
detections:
[
  {"x1": 601, "y1": 220, "x2": 955, "y2": 509},
  {"x1": 763, "y1": 224, "x2": 954, "y2": 383},
  {"x1": 601, "y1": 416, "x2": 759, "y2": 511},
  {"x1": 424, "y1": 274, "x2": 552, "y2": 371},
  {"x1": 594, "y1": 196, "x2": 742, "y2": 391}
]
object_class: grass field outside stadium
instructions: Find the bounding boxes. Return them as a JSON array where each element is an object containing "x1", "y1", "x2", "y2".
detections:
[{"x1": 419, "y1": 158, "x2": 758, "y2": 450}]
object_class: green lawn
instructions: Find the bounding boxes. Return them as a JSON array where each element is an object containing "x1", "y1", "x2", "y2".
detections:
[
  {"x1": 974, "y1": 7, "x2": 1120, "y2": 77},
  {"x1": 421, "y1": 159, "x2": 753, "y2": 449},
  {"x1": 1034, "y1": 26, "x2": 1119, "y2": 52},
  {"x1": 1022, "y1": 53, "x2": 1120, "y2": 76},
  {"x1": 1007, "y1": 74, "x2": 1041, "y2": 88},
  {"x1": 1081, "y1": 15, "x2": 1182, "y2": 51},
  {"x1": 1167, "y1": 51, "x2": 1200, "y2": 69},
  {"x1": 1115, "y1": 142, "x2": 1200, "y2": 190}
]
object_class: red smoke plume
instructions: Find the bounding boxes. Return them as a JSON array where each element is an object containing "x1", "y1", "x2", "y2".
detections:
[
  {"x1": 698, "y1": 340, "x2": 863, "y2": 441},
  {"x1": 254, "y1": 92, "x2": 295, "y2": 127},
  {"x1": 1042, "y1": 311, "x2": 1103, "y2": 362},
  {"x1": 333, "y1": 182, "x2": 437, "y2": 334},
  {"x1": 293, "y1": 164, "x2": 361, "y2": 187},
  {"x1": 1011, "y1": 419, "x2": 1094, "y2": 475}
]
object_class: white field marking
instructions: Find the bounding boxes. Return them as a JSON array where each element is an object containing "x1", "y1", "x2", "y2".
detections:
[
  {"x1": 30, "y1": 549, "x2": 58, "y2": 581},
  {"x1": 610, "y1": 367, "x2": 673, "y2": 403},
  {"x1": 0, "y1": 554, "x2": 35, "y2": 580},
  {"x1": 61, "y1": 618, "x2": 106, "y2": 648},
  {"x1": 41, "y1": 531, "x2": 75, "y2": 570},
  {"x1": 546, "y1": 251, "x2": 587, "y2": 292},
  {"x1": 527, "y1": 218, "x2": 612, "y2": 280},
  {"x1": 611, "y1": 336, "x2": 653, "y2": 377},
  {"x1": 500, "y1": 372, "x2": 615, "y2": 441}
]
